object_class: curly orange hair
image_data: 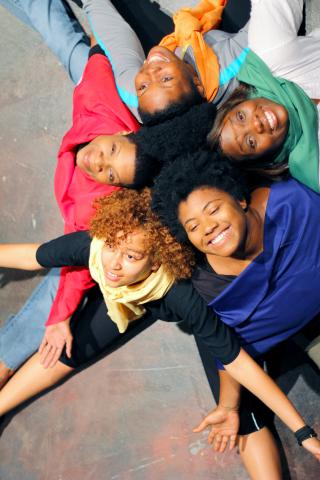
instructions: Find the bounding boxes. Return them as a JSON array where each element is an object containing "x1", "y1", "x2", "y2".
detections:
[{"x1": 90, "y1": 188, "x2": 194, "y2": 280}]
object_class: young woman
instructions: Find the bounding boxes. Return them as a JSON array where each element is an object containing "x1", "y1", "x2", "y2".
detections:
[
  {"x1": 0, "y1": 188, "x2": 319, "y2": 469},
  {"x1": 82, "y1": 0, "x2": 250, "y2": 122},
  {"x1": 152, "y1": 150, "x2": 320, "y2": 478},
  {"x1": 208, "y1": 0, "x2": 320, "y2": 193},
  {"x1": 0, "y1": 38, "x2": 217, "y2": 387}
]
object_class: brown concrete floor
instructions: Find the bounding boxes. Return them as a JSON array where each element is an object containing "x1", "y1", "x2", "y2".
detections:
[{"x1": 0, "y1": 3, "x2": 320, "y2": 480}]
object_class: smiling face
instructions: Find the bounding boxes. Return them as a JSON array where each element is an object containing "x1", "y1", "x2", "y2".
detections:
[
  {"x1": 178, "y1": 187, "x2": 248, "y2": 258},
  {"x1": 76, "y1": 134, "x2": 136, "y2": 185},
  {"x1": 135, "y1": 46, "x2": 203, "y2": 114},
  {"x1": 219, "y1": 98, "x2": 289, "y2": 161},
  {"x1": 101, "y1": 229, "x2": 158, "y2": 288}
]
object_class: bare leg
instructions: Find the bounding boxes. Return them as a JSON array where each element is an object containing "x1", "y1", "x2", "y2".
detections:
[
  {"x1": 238, "y1": 427, "x2": 282, "y2": 480},
  {"x1": 0, "y1": 353, "x2": 73, "y2": 416}
]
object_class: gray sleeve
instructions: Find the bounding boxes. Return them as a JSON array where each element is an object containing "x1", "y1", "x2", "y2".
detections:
[
  {"x1": 203, "y1": 22, "x2": 249, "y2": 106},
  {"x1": 83, "y1": 0, "x2": 145, "y2": 119}
]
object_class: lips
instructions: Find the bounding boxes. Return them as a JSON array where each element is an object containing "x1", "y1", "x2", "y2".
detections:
[
  {"x1": 105, "y1": 271, "x2": 122, "y2": 283},
  {"x1": 206, "y1": 226, "x2": 231, "y2": 247},
  {"x1": 146, "y1": 49, "x2": 170, "y2": 64}
]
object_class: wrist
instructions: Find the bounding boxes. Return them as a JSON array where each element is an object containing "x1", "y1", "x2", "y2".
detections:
[
  {"x1": 294, "y1": 425, "x2": 318, "y2": 446},
  {"x1": 218, "y1": 403, "x2": 239, "y2": 412}
]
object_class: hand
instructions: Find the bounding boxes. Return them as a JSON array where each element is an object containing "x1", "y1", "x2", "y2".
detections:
[
  {"x1": 38, "y1": 318, "x2": 73, "y2": 369},
  {"x1": 193, "y1": 405, "x2": 240, "y2": 453},
  {"x1": 302, "y1": 436, "x2": 320, "y2": 461}
]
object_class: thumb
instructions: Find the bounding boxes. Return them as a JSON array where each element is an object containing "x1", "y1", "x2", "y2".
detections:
[{"x1": 193, "y1": 417, "x2": 211, "y2": 433}]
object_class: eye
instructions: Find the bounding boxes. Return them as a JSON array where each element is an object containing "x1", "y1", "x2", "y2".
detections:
[
  {"x1": 236, "y1": 111, "x2": 245, "y2": 121},
  {"x1": 247, "y1": 136, "x2": 256, "y2": 150},
  {"x1": 161, "y1": 76, "x2": 173, "y2": 83},
  {"x1": 189, "y1": 224, "x2": 198, "y2": 233},
  {"x1": 209, "y1": 207, "x2": 218, "y2": 215},
  {"x1": 138, "y1": 82, "x2": 148, "y2": 92},
  {"x1": 111, "y1": 143, "x2": 116, "y2": 155}
]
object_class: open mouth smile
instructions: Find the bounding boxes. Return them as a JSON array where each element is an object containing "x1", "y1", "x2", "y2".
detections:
[{"x1": 207, "y1": 226, "x2": 231, "y2": 247}]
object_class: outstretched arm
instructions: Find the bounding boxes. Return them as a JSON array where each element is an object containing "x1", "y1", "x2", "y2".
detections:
[
  {"x1": 197, "y1": 348, "x2": 320, "y2": 460},
  {"x1": 0, "y1": 244, "x2": 42, "y2": 270},
  {"x1": 194, "y1": 370, "x2": 240, "y2": 453},
  {"x1": 83, "y1": 0, "x2": 144, "y2": 118}
]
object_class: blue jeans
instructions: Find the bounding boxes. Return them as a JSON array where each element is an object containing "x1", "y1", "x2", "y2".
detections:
[
  {"x1": 0, "y1": 269, "x2": 60, "y2": 370},
  {"x1": 0, "y1": 0, "x2": 90, "y2": 83}
]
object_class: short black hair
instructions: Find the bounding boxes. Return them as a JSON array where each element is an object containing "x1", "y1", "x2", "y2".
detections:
[
  {"x1": 138, "y1": 79, "x2": 206, "y2": 125},
  {"x1": 152, "y1": 149, "x2": 251, "y2": 243},
  {"x1": 126, "y1": 102, "x2": 217, "y2": 188}
]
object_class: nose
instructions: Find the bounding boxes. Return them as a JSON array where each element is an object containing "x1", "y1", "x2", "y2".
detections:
[
  {"x1": 252, "y1": 114, "x2": 264, "y2": 134},
  {"x1": 95, "y1": 151, "x2": 104, "y2": 173},
  {"x1": 203, "y1": 218, "x2": 217, "y2": 235},
  {"x1": 110, "y1": 252, "x2": 122, "y2": 270}
]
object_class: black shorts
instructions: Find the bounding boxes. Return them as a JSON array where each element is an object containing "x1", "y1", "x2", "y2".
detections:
[
  {"x1": 59, "y1": 286, "x2": 156, "y2": 368},
  {"x1": 194, "y1": 336, "x2": 268, "y2": 436}
]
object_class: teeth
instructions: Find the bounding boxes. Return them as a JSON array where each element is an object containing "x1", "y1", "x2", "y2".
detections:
[
  {"x1": 107, "y1": 272, "x2": 118, "y2": 279},
  {"x1": 147, "y1": 54, "x2": 169, "y2": 64},
  {"x1": 209, "y1": 229, "x2": 228, "y2": 245},
  {"x1": 264, "y1": 111, "x2": 275, "y2": 131}
]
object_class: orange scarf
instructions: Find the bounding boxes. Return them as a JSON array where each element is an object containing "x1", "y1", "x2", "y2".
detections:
[{"x1": 159, "y1": 0, "x2": 227, "y2": 102}]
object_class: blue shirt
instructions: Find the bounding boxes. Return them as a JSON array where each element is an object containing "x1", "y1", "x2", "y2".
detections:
[{"x1": 209, "y1": 179, "x2": 320, "y2": 358}]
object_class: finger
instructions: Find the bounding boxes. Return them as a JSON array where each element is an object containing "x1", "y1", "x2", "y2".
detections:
[
  {"x1": 66, "y1": 336, "x2": 73, "y2": 358},
  {"x1": 42, "y1": 346, "x2": 57, "y2": 369},
  {"x1": 47, "y1": 346, "x2": 64, "y2": 369},
  {"x1": 193, "y1": 418, "x2": 211, "y2": 433},
  {"x1": 38, "y1": 338, "x2": 48, "y2": 355},
  {"x1": 229, "y1": 434, "x2": 237, "y2": 451},
  {"x1": 208, "y1": 428, "x2": 219, "y2": 445},
  {"x1": 39, "y1": 343, "x2": 53, "y2": 366},
  {"x1": 213, "y1": 435, "x2": 222, "y2": 451},
  {"x1": 218, "y1": 435, "x2": 229, "y2": 453}
]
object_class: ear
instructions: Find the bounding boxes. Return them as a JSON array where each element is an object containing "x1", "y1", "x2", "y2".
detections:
[
  {"x1": 186, "y1": 64, "x2": 205, "y2": 98},
  {"x1": 193, "y1": 76, "x2": 205, "y2": 97},
  {"x1": 151, "y1": 262, "x2": 160, "y2": 272},
  {"x1": 239, "y1": 199, "x2": 248, "y2": 212}
]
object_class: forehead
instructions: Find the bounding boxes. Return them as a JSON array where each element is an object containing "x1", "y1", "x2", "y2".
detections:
[
  {"x1": 114, "y1": 228, "x2": 150, "y2": 251},
  {"x1": 178, "y1": 187, "x2": 233, "y2": 217}
]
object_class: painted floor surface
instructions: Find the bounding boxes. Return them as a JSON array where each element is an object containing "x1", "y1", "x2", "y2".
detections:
[{"x1": 0, "y1": 1, "x2": 320, "y2": 479}]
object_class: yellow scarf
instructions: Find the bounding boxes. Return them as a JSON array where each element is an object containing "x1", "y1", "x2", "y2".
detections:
[
  {"x1": 89, "y1": 237, "x2": 175, "y2": 333},
  {"x1": 159, "y1": 0, "x2": 226, "y2": 102}
]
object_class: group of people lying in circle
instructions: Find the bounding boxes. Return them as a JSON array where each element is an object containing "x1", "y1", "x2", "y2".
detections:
[{"x1": 1, "y1": 0, "x2": 320, "y2": 478}]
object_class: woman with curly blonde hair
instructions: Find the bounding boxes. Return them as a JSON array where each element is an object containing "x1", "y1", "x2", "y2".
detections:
[{"x1": 0, "y1": 188, "x2": 319, "y2": 466}]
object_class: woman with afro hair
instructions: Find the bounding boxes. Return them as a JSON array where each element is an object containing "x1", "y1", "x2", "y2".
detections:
[
  {"x1": 152, "y1": 149, "x2": 320, "y2": 478},
  {"x1": 0, "y1": 188, "x2": 319, "y2": 469}
]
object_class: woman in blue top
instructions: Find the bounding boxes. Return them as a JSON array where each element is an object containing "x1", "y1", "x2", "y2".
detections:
[{"x1": 152, "y1": 149, "x2": 320, "y2": 479}]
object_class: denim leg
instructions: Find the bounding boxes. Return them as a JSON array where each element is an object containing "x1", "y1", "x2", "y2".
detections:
[
  {"x1": 0, "y1": 0, "x2": 90, "y2": 83},
  {"x1": 0, "y1": 268, "x2": 60, "y2": 370}
]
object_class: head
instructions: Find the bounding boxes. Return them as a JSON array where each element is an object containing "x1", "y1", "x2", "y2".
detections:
[
  {"x1": 208, "y1": 86, "x2": 289, "y2": 168},
  {"x1": 76, "y1": 134, "x2": 137, "y2": 186},
  {"x1": 152, "y1": 150, "x2": 250, "y2": 259},
  {"x1": 136, "y1": 46, "x2": 205, "y2": 124},
  {"x1": 90, "y1": 188, "x2": 194, "y2": 287}
]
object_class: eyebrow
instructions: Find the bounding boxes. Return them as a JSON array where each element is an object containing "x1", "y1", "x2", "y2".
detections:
[
  {"x1": 184, "y1": 199, "x2": 221, "y2": 226},
  {"x1": 229, "y1": 117, "x2": 245, "y2": 154}
]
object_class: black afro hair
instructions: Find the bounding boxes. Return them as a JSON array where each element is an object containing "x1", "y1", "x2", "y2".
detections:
[
  {"x1": 152, "y1": 149, "x2": 251, "y2": 243},
  {"x1": 128, "y1": 102, "x2": 217, "y2": 188}
]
